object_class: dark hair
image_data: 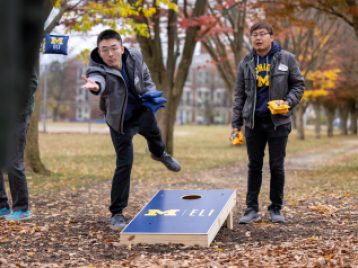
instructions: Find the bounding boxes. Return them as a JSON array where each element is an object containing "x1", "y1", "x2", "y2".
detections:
[
  {"x1": 250, "y1": 21, "x2": 273, "y2": 35},
  {"x1": 97, "y1": 29, "x2": 122, "y2": 46}
]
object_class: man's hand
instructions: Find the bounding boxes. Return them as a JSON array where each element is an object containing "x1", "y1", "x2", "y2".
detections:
[
  {"x1": 230, "y1": 128, "x2": 244, "y2": 145},
  {"x1": 230, "y1": 128, "x2": 239, "y2": 141},
  {"x1": 81, "y1": 75, "x2": 99, "y2": 92}
]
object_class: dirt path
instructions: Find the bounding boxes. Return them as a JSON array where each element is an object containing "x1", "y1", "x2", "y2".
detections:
[{"x1": 0, "y1": 140, "x2": 357, "y2": 267}]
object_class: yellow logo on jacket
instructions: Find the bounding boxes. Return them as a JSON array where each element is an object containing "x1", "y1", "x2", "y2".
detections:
[{"x1": 256, "y1": 63, "x2": 270, "y2": 87}]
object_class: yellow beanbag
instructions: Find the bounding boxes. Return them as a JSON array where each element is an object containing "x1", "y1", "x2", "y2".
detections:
[
  {"x1": 231, "y1": 131, "x2": 244, "y2": 145},
  {"x1": 267, "y1": 100, "x2": 290, "y2": 115}
]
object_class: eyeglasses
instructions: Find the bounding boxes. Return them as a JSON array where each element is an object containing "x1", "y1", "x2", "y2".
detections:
[
  {"x1": 250, "y1": 32, "x2": 270, "y2": 38},
  {"x1": 99, "y1": 46, "x2": 120, "y2": 54}
]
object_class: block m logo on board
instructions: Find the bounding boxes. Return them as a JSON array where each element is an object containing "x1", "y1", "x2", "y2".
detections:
[{"x1": 144, "y1": 209, "x2": 179, "y2": 216}]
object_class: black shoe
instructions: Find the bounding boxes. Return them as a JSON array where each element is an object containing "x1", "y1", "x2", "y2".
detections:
[
  {"x1": 151, "y1": 151, "x2": 181, "y2": 172},
  {"x1": 239, "y1": 207, "x2": 261, "y2": 224},
  {"x1": 110, "y1": 214, "x2": 127, "y2": 230},
  {"x1": 268, "y1": 208, "x2": 285, "y2": 223}
]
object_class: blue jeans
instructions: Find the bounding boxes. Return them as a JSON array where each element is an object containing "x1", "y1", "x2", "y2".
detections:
[
  {"x1": 244, "y1": 116, "x2": 291, "y2": 211},
  {"x1": 109, "y1": 108, "x2": 165, "y2": 215},
  {"x1": 0, "y1": 114, "x2": 30, "y2": 211}
]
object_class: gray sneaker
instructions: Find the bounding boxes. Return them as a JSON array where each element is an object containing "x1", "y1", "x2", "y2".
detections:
[
  {"x1": 152, "y1": 151, "x2": 181, "y2": 172},
  {"x1": 110, "y1": 214, "x2": 127, "y2": 230},
  {"x1": 268, "y1": 208, "x2": 285, "y2": 223},
  {"x1": 239, "y1": 208, "x2": 261, "y2": 224}
]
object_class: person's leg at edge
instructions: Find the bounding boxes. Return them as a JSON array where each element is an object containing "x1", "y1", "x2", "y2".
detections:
[{"x1": 5, "y1": 115, "x2": 31, "y2": 221}]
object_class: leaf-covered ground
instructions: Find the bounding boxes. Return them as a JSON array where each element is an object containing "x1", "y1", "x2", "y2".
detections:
[{"x1": 0, "y1": 135, "x2": 357, "y2": 267}]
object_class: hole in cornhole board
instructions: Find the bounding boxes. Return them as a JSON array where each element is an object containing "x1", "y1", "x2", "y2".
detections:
[{"x1": 181, "y1": 194, "x2": 202, "y2": 200}]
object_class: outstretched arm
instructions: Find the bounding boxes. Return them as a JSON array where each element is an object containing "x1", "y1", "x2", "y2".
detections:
[{"x1": 81, "y1": 75, "x2": 100, "y2": 93}]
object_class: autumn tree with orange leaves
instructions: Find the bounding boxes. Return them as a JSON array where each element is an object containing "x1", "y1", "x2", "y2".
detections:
[
  {"x1": 258, "y1": 0, "x2": 357, "y2": 139},
  {"x1": 330, "y1": 24, "x2": 358, "y2": 135},
  {"x1": 263, "y1": 9, "x2": 343, "y2": 139}
]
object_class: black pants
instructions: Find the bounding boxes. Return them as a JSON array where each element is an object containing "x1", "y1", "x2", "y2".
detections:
[
  {"x1": 244, "y1": 117, "x2": 291, "y2": 211},
  {"x1": 109, "y1": 109, "x2": 165, "y2": 216},
  {"x1": 0, "y1": 114, "x2": 30, "y2": 211}
]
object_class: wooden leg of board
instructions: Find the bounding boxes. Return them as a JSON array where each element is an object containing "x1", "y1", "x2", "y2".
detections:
[{"x1": 226, "y1": 211, "x2": 234, "y2": 230}]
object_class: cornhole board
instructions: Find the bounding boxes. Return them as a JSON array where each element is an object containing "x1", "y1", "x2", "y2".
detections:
[{"x1": 120, "y1": 189, "x2": 236, "y2": 247}]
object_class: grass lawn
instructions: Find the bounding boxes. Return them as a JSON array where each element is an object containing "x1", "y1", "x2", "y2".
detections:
[{"x1": 28, "y1": 124, "x2": 358, "y2": 196}]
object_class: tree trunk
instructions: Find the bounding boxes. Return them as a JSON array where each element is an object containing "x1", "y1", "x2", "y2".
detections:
[
  {"x1": 350, "y1": 105, "x2": 357, "y2": 134},
  {"x1": 292, "y1": 111, "x2": 297, "y2": 129},
  {"x1": 312, "y1": 101, "x2": 321, "y2": 139},
  {"x1": 153, "y1": 1, "x2": 208, "y2": 154},
  {"x1": 156, "y1": 84, "x2": 182, "y2": 155},
  {"x1": 134, "y1": 0, "x2": 208, "y2": 154},
  {"x1": 296, "y1": 103, "x2": 306, "y2": 140},
  {"x1": 25, "y1": 65, "x2": 50, "y2": 175},
  {"x1": 347, "y1": 99, "x2": 357, "y2": 135},
  {"x1": 324, "y1": 105, "x2": 335, "y2": 137},
  {"x1": 339, "y1": 105, "x2": 349, "y2": 135},
  {"x1": 161, "y1": 94, "x2": 181, "y2": 155},
  {"x1": 26, "y1": 92, "x2": 50, "y2": 174},
  {"x1": 204, "y1": 89, "x2": 213, "y2": 125}
]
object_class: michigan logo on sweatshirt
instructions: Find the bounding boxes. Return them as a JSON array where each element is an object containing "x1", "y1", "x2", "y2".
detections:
[{"x1": 256, "y1": 63, "x2": 270, "y2": 88}]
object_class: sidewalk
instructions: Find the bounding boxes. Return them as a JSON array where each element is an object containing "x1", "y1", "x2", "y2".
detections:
[
  {"x1": 38, "y1": 121, "x2": 192, "y2": 136},
  {"x1": 38, "y1": 121, "x2": 109, "y2": 134}
]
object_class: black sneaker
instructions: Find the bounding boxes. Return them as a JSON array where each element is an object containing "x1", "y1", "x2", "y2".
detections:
[
  {"x1": 239, "y1": 207, "x2": 261, "y2": 224},
  {"x1": 151, "y1": 151, "x2": 181, "y2": 172},
  {"x1": 268, "y1": 208, "x2": 285, "y2": 223},
  {"x1": 110, "y1": 214, "x2": 127, "y2": 230}
]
